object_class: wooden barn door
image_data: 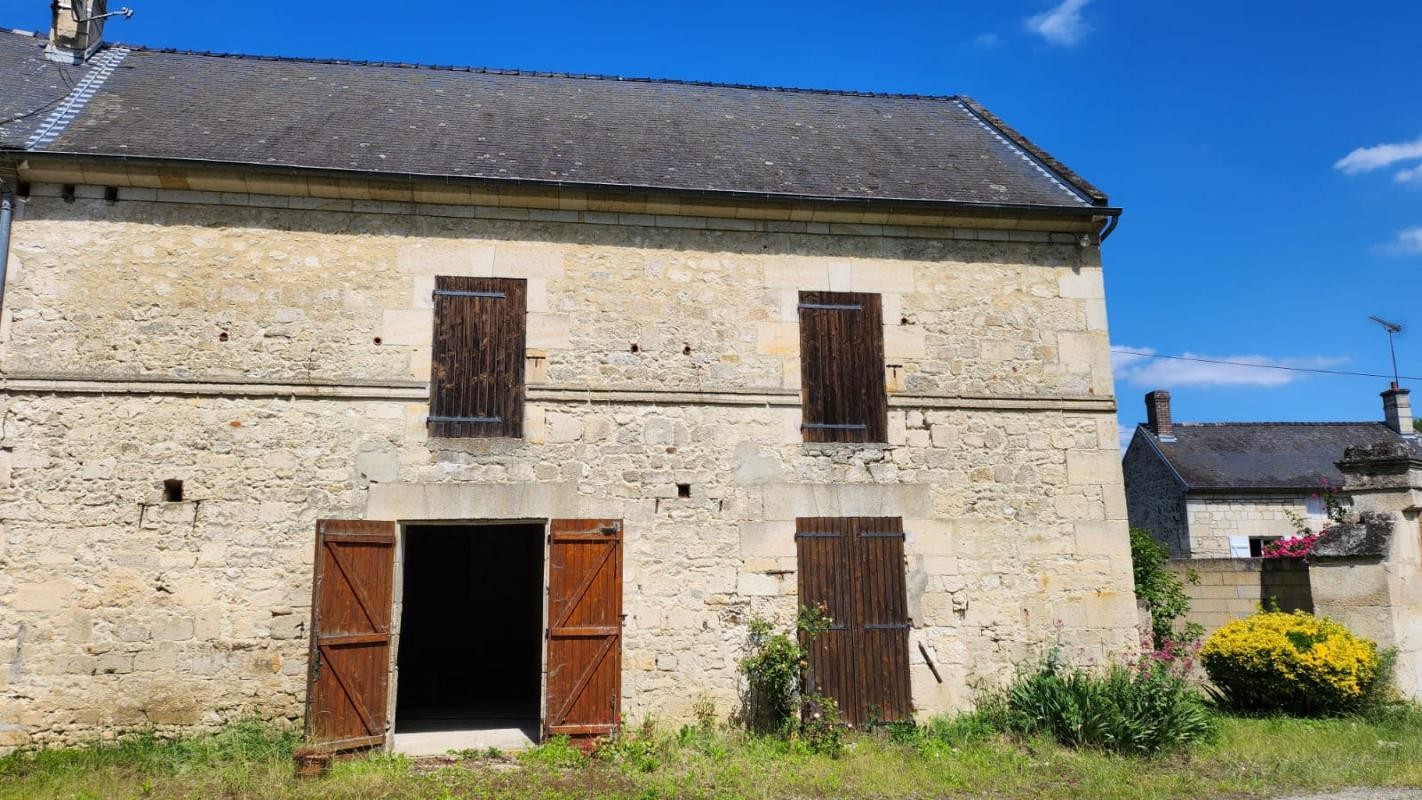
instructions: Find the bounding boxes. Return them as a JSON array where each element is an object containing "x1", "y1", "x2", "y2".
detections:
[
  {"x1": 544, "y1": 519, "x2": 623, "y2": 744},
  {"x1": 796, "y1": 516, "x2": 910, "y2": 726},
  {"x1": 304, "y1": 520, "x2": 396, "y2": 752}
]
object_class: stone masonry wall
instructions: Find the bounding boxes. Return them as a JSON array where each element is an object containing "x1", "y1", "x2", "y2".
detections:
[
  {"x1": 1184, "y1": 495, "x2": 1328, "y2": 558},
  {"x1": 1165, "y1": 558, "x2": 1312, "y2": 639},
  {"x1": 0, "y1": 186, "x2": 1138, "y2": 748},
  {"x1": 1121, "y1": 431, "x2": 1188, "y2": 555}
]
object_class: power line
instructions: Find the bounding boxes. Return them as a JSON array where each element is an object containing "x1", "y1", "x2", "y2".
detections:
[{"x1": 1110, "y1": 347, "x2": 1422, "y2": 382}]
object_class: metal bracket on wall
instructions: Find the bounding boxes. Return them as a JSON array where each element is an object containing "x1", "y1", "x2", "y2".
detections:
[
  {"x1": 427, "y1": 415, "x2": 503, "y2": 424},
  {"x1": 798, "y1": 303, "x2": 862, "y2": 311}
]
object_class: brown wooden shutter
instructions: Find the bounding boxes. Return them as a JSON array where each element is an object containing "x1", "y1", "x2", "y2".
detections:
[
  {"x1": 796, "y1": 516, "x2": 910, "y2": 726},
  {"x1": 796, "y1": 517, "x2": 860, "y2": 721},
  {"x1": 545, "y1": 519, "x2": 623, "y2": 744},
  {"x1": 428, "y1": 276, "x2": 526, "y2": 438},
  {"x1": 304, "y1": 519, "x2": 397, "y2": 752},
  {"x1": 798, "y1": 291, "x2": 887, "y2": 443}
]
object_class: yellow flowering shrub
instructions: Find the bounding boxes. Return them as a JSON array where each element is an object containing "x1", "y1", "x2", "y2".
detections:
[{"x1": 1201, "y1": 611, "x2": 1380, "y2": 714}]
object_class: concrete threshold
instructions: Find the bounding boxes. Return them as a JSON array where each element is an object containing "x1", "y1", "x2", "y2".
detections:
[{"x1": 391, "y1": 724, "x2": 538, "y2": 756}]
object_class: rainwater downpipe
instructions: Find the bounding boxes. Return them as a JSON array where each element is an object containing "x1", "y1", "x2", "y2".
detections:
[{"x1": 0, "y1": 178, "x2": 12, "y2": 319}]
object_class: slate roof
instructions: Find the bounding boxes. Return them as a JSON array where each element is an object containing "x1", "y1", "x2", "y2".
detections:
[
  {"x1": 1134, "y1": 422, "x2": 1422, "y2": 492},
  {"x1": 0, "y1": 28, "x2": 1113, "y2": 211}
]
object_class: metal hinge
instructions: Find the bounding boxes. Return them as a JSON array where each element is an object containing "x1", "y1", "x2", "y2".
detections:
[
  {"x1": 865, "y1": 623, "x2": 911, "y2": 631},
  {"x1": 427, "y1": 415, "x2": 503, "y2": 424},
  {"x1": 798, "y1": 303, "x2": 862, "y2": 311},
  {"x1": 433, "y1": 289, "x2": 506, "y2": 299},
  {"x1": 800, "y1": 423, "x2": 868, "y2": 431}
]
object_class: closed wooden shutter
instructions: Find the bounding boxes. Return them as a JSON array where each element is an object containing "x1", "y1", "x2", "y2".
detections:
[
  {"x1": 545, "y1": 519, "x2": 623, "y2": 744},
  {"x1": 798, "y1": 291, "x2": 887, "y2": 443},
  {"x1": 428, "y1": 276, "x2": 526, "y2": 438},
  {"x1": 304, "y1": 519, "x2": 397, "y2": 752},
  {"x1": 796, "y1": 516, "x2": 910, "y2": 725}
]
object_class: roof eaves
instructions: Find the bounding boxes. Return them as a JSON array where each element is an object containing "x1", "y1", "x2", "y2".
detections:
[
  {"x1": 957, "y1": 96, "x2": 1109, "y2": 206},
  {"x1": 7, "y1": 150, "x2": 1123, "y2": 219}
]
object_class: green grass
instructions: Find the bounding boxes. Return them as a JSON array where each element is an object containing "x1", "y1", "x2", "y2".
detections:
[{"x1": 3, "y1": 709, "x2": 1422, "y2": 799}]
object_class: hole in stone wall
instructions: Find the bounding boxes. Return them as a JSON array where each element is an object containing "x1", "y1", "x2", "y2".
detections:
[
  {"x1": 900, "y1": 316, "x2": 910, "y2": 325},
  {"x1": 373, "y1": 336, "x2": 383, "y2": 345},
  {"x1": 163, "y1": 479, "x2": 184, "y2": 503},
  {"x1": 630, "y1": 343, "x2": 639, "y2": 353},
  {"x1": 103, "y1": 186, "x2": 119, "y2": 203},
  {"x1": 16, "y1": 182, "x2": 30, "y2": 198},
  {"x1": 682, "y1": 345, "x2": 692, "y2": 356},
  {"x1": 218, "y1": 331, "x2": 229, "y2": 342},
  {"x1": 61, "y1": 184, "x2": 75, "y2": 203},
  {"x1": 677, "y1": 483, "x2": 691, "y2": 499}
]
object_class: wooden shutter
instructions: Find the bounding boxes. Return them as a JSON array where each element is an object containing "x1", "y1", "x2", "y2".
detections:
[
  {"x1": 795, "y1": 518, "x2": 860, "y2": 720},
  {"x1": 304, "y1": 519, "x2": 396, "y2": 752},
  {"x1": 545, "y1": 519, "x2": 623, "y2": 744},
  {"x1": 428, "y1": 276, "x2": 526, "y2": 438},
  {"x1": 798, "y1": 291, "x2": 887, "y2": 443},
  {"x1": 796, "y1": 516, "x2": 910, "y2": 725}
]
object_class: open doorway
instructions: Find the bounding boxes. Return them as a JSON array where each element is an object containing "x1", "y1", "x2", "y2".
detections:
[{"x1": 394, "y1": 523, "x2": 544, "y2": 751}]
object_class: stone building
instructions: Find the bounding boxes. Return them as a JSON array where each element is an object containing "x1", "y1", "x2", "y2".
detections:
[
  {"x1": 0, "y1": 4, "x2": 1137, "y2": 754},
  {"x1": 1123, "y1": 388, "x2": 1416, "y2": 558}
]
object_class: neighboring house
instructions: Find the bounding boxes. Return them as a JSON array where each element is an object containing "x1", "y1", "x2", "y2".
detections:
[
  {"x1": 0, "y1": 3, "x2": 1137, "y2": 754},
  {"x1": 1123, "y1": 388, "x2": 1417, "y2": 558}
]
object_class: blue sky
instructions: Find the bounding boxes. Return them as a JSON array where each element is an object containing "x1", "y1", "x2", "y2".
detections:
[{"x1": 4, "y1": 0, "x2": 1421, "y2": 441}]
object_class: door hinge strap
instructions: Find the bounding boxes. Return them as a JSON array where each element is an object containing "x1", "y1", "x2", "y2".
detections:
[
  {"x1": 800, "y1": 423, "x2": 867, "y2": 430},
  {"x1": 860, "y1": 532, "x2": 907, "y2": 539},
  {"x1": 798, "y1": 303, "x2": 862, "y2": 311},
  {"x1": 428, "y1": 415, "x2": 503, "y2": 424},
  {"x1": 434, "y1": 289, "x2": 506, "y2": 299},
  {"x1": 865, "y1": 623, "x2": 911, "y2": 630}
]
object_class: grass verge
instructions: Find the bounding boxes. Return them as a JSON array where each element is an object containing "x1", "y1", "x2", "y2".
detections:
[{"x1": 3, "y1": 708, "x2": 1422, "y2": 799}]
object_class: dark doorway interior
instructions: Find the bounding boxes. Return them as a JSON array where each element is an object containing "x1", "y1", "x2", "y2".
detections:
[{"x1": 395, "y1": 523, "x2": 544, "y2": 734}]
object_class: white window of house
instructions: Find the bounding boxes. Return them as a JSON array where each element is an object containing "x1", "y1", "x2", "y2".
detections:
[{"x1": 1228, "y1": 536, "x2": 1251, "y2": 558}]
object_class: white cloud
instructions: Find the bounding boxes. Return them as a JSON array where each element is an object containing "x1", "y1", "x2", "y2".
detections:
[
  {"x1": 1112, "y1": 346, "x2": 1349, "y2": 388},
  {"x1": 1394, "y1": 165, "x2": 1422, "y2": 186},
  {"x1": 972, "y1": 32, "x2": 1002, "y2": 49},
  {"x1": 1026, "y1": 0, "x2": 1095, "y2": 46},
  {"x1": 1376, "y1": 227, "x2": 1422, "y2": 256},
  {"x1": 1334, "y1": 135, "x2": 1422, "y2": 175}
]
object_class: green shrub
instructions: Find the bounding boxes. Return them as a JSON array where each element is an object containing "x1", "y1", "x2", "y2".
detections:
[
  {"x1": 1130, "y1": 527, "x2": 1203, "y2": 648},
  {"x1": 987, "y1": 652, "x2": 1216, "y2": 755},
  {"x1": 1201, "y1": 610, "x2": 1386, "y2": 715}
]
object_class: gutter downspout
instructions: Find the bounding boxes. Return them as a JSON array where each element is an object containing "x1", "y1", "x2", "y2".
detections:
[{"x1": 0, "y1": 178, "x2": 12, "y2": 321}]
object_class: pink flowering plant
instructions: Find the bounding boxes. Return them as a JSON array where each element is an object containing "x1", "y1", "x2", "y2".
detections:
[{"x1": 1266, "y1": 482, "x2": 1348, "y2": 560}]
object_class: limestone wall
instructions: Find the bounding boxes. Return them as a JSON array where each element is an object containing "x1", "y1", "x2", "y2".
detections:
[
  {"x1": 0, "y1": 185, "x2": 1138, "y2": 748},
  {"x1": 1165, "y1": 558, "x2": 1312, "y2": 638},
  {"x1": 1183, "y1": 495, "x2": 1326, "y2": 558}
]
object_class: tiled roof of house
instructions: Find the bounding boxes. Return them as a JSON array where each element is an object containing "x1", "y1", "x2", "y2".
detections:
[
  {"x1": 0, "y1": 28, "x2": 1113, "y2": 211},
  {"x1": 1134, "y1": 422, "x2": 1422, "y2": 492}
]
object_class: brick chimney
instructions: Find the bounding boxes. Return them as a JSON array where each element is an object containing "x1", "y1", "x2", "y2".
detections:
[
  {"x1": 1145, "y1": 390, "x2": 1174, "y2": 439},
  {"x1": 1382, "y1": 385, "x2": 1413, "y2": 436},
  {"x1": 46, "y1": 0, "x2": 110, "y2": 64}
]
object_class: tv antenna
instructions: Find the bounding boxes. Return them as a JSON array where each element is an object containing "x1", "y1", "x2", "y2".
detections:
[{"x1": 1369, "y1": 315, "x2": 1404, "y2": 388}]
